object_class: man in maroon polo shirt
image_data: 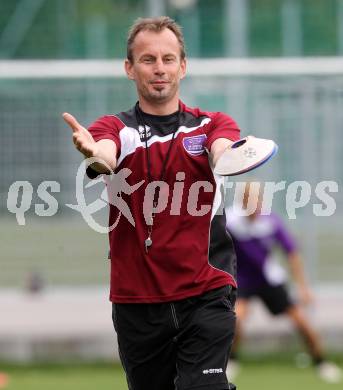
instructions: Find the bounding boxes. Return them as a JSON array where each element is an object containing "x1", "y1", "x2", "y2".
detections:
[{"x1": 63, "y1": 16, "x2": 239, "y2": 390}]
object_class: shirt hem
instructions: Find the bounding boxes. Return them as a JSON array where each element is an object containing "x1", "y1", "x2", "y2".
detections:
[{"x1": 109, "y1": 277, "x2": 237, "y2": 303}]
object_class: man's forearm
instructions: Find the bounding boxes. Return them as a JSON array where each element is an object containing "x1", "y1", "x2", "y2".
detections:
[
  {"x1": 88, "y1": 139, "x2": 117, "y2": 173},
  {"x1": 210, "y1": 138, "x2": 234, "y2": 166}
]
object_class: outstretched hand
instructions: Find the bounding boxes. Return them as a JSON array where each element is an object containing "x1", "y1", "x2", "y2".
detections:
[{"x1": 63, "y1": 113, "x2": 98, "y2": 158}]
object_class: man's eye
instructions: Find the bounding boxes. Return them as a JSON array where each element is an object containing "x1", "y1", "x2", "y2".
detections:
[
  {"x1": 143, "y1": 58, "x2": 154, "y2": 63},
  {"x1": 165, "y1": 57, "x2": 175, "y2": 63}
]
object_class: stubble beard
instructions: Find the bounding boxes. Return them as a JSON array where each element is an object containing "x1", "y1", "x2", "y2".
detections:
[{"x1": 141, "y1": 82, "x2": 178, "y2": 105}]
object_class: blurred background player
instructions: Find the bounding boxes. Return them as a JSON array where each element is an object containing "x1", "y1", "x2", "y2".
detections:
[{"x1": 225, "y1": 182, "x2": 342, "y2": 384}]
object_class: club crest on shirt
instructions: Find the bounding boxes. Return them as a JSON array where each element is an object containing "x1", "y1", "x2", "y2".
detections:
[{"x1": 182, "y1": 134, "x2": 207, "y2": 156}]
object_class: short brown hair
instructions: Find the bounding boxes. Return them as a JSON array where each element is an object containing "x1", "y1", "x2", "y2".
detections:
[{"x1": 127, "y1": 16, "x2": 186, "y2": 62}]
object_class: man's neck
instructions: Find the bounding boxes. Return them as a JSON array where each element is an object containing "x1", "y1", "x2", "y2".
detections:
[{"x1": 138, "y1": 97, "x2": 180, "y2": 116}]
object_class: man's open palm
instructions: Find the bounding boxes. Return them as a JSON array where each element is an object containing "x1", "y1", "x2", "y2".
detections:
[{"x1": 63, "y1": 113, "x2": 98, "y2": 158}]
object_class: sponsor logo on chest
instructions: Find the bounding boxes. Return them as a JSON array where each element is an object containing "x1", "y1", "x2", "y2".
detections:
[{"x1": 137, "y1": 125, "x2": 151, "y2": 140}]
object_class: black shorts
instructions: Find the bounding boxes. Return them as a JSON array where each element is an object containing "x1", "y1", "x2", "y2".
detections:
[
  {"x1": 112, "y1": 286, "x2": 236, "y2": 390},
  {"x1": 238, "y1": 283, "x2": 294, "y2": 315}
]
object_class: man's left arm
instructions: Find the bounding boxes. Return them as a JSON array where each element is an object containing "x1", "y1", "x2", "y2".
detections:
[
  {"x1": 210, "y1": 138, "x2": 234, "y2": 166},
  {"x1": 205, "y1": 112, "x2": 240, "y2": 166}
]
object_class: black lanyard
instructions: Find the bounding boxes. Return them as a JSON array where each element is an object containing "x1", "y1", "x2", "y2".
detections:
[
  {"x1": 134, "y1": 102, "x2": 181, "y2": 252},
  {"x1": 134, "y1": 102, "x2": 180, "y2": 185}
]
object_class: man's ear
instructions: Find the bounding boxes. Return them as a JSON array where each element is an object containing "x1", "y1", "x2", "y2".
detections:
[
  {"x1": 180, "y1": 58, "x2": 187, "y2": 80},
  {"x1": 125, "y1": 59, "x2": 135, "y2": 80}
]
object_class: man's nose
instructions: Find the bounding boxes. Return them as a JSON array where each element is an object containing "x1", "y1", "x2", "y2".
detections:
[{"x1": 153, "y1": 58, "x2": 165, "y2": 75}]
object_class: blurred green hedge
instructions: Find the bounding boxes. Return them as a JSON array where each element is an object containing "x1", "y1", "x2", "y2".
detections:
[{"x1": 0, "y1": 0, "x2": 339, "y2": 59}]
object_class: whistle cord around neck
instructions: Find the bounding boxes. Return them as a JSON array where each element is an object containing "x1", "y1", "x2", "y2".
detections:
[
  {"x1": 135, "y1": 102, "x2": 180, "y2": 188},
  {"x1": 135, "y1": 103, "x2": 181, "y2": 252}
]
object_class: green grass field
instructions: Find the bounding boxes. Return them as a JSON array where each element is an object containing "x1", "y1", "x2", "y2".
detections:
[{"x1": 1, "y1": 356, "x2": 342, "y2": 390}]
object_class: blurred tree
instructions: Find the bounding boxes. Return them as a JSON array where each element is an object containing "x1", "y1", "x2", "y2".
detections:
[
  {"x1": 198, "y1": 0, "x2": 225, "y2": 57},
  {"x1": 302, "y1": 0, "x2": 337, "y2": 55},
  {"x1": 0, "y1": 0, "x2": 340, "y2": 59},
  {"x1": 250, "y1": 0, "x2": 282, "y2": 56}
]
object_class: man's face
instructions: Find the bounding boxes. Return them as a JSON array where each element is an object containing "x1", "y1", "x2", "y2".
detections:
[{"x1": 125, "y1": 28, "x2": 186, "y2": 106}]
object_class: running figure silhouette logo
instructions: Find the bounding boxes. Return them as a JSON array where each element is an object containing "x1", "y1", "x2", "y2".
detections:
[{"x1": 66, "y1": 158, "x2": 144, "y2": 233}]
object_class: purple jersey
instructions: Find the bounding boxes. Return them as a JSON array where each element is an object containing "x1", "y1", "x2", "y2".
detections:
[{"x1": 225, "y1": 208, "x2": 297, "y2": 289}]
